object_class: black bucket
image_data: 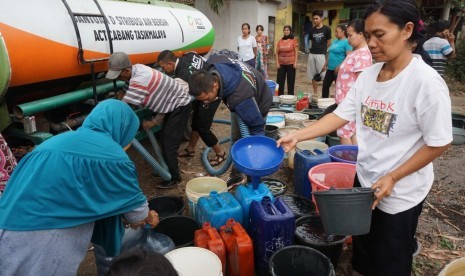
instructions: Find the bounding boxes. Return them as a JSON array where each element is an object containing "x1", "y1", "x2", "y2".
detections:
[
  {"x1": 295, "y1": 215, "x2": 348, "y2": 268},
  {"x1": 278, "y1": 194, "x2": 316, "y2": 218},
  {"x1": 452, "y1": 113, "x2": 465, "y2": 129},
  {"x1": 269, "y1": 245, "x2": 335, "y2": 276},
  {"x1": 265, "y1": 125, "x2": 279, "y2": 140},
  {"x1": 155, "y1": 215, "x2": 200, "y2": 248},
  {"x1": 148, "y1": 196, "x2": 185, "y2": 219},
  {"x1": 301, "y1": 108, "x2": 325, "y2": 120},
  {"x1": 313, "y1": 188, "x2": 374, "y2": 235}
]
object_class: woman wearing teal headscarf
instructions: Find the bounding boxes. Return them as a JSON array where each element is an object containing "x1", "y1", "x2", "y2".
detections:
[{"x1": 0, "y1": 99, "x2": 158, "y2": 275}]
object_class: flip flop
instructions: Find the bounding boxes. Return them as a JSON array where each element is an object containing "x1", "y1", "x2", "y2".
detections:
[
  {"x1": 178, "y1": 148, "x2": 195, "y2": 158},
  {"x1": 209, "y1": 152, "x2": 227, "y2": 166}
]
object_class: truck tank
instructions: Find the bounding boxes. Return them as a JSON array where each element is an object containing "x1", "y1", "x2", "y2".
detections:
[{"x1": 0, "y1": 0, "x2": 214, "y2": 131}]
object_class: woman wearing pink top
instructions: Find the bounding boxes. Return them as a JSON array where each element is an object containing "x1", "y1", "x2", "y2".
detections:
[
  {"x1": 275, "y1": 25, "x2": 298, "y2": 95},
  {"x1": 255, "y1": 25, "x2": 269, "y2": 79},
  {"x1": 335, "y1": 19, "x2": 373, "y2": 144}
]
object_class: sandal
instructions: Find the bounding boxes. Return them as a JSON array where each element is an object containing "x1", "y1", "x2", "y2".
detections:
[
  {"x1": 209, "y1": 152, "x2": 227, "y2": 166},
  {"x1": 178, "y1": 148, "x2": 195, "y2": 158}
]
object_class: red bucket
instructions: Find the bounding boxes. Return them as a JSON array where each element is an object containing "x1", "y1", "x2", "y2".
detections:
[{"x1": 308, "y1": 163, "x2": 356, "y2": 208}]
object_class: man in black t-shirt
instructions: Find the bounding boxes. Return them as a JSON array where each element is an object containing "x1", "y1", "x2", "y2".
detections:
[
  {"x1": 158, "y1": 51, "x2": 227, "y2": 168},
  {"x1": 306, "y1": 10, "x2": 332, "y2": 96}
]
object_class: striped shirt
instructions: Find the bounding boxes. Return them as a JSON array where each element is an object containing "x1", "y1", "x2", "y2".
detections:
[
  {"x1": 122, "y1": 64, "x2": 191, "y2": 113},
  {"x1": 423, "y1": 36, "x2": 453, "y2": 76}
]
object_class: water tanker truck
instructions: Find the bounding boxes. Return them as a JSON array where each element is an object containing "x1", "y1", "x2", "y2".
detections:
[{"x1": 0, "y1": 0, "x2": 214, "y2": 144}]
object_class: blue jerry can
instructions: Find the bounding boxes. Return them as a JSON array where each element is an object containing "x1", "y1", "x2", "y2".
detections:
[
  {"x1": 234, "y1": 183, "x2": 274, "y2": 229},
  {"x1": 195, "y1": 191, "x2": 243, "y2": 229},
  {"x1": 294, "y1": 149, "x2": 331, "y2": 199},
  {"x1": 249, "y1": 196, "x2": 295, "y2": 276}
]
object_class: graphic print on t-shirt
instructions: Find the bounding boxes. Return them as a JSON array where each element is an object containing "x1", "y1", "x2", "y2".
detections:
[
  {"x1": 312, "y1": 32, "x2": 325, "y2": 44},
  {"x1": 189, "y1": 55, "x2": 204, "y2": 73},
  {"x1": 361, "y1": 95, "x2": 397, "y2": 136},
  {"x1": 228, "y1": 57, "x2": 257, "y2": 89}
]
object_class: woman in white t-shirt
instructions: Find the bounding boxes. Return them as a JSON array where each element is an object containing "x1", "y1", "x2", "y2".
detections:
[
  {"x1": 237, "y1": 23, "x2": 257, "y2": 68},
  {"x1": 277, "y1": 0, "x2": 452, "y2": 275}
]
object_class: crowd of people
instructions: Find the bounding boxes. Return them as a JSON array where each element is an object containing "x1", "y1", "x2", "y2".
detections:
[
  {"x1": 0, "y1": 0, "x2": 456, "y2": 275},
  {"x1": 279, "y1": 1, "x2": 452, "y2": 275}
]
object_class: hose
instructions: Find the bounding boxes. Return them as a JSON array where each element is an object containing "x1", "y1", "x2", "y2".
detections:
[
  {"x1": 131, "y1": 130, "x2": 171, "y2": 181},
  {"x1": 49, "y1": 114, "x2": 88, "y2": 133},
  {"x1": 201, "y1": 114, "x2": 250, "y2": 176}
]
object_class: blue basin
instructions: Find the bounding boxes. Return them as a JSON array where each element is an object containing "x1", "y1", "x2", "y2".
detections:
[{"x1": 231, "y1": 136, "x2": 284, "y2": 178}]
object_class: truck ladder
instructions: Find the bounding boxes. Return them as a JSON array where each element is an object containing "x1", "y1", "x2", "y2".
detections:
[{"x1": 61, "y1": 0, "x2": 115, "y2": 103}]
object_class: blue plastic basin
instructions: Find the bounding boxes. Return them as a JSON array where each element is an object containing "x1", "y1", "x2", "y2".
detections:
[
  {"x1": 231, "y1": 136, "x2": 284, "y2": 177},
  {"x1": 328, "y1": 145, "x2": 358, "y2": 164},
  {"x1": 266, "y1": 80, "x2": 277, "y2": 95}
]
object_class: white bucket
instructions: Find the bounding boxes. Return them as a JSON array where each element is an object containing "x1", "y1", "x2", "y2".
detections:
[
  {"x1": 277, "y1": 126, "x2": 300, "y2": 139},
  {"x1": 266, "y1": 115, "x2": 285, "y2": 128},
  {"x1": 300, "y1": 120, "x2": 326, "y2": 143},
  {"x1": 268, "y1": 111, "x2": 287, "y2": 117},
  {"x1": 288, "y1": 140, "x2": 329, "y2": 169},
  {"x1": 439, "y1": 257, "x2": 465, "y2": 276},
  {"x1": 166, "y1": 247, "x2": 223, "y2": 276},
  {"x1": 317, "y1": 98, "x2": 335, "y2": 109},
  {"x1": 279, "y1": 95, "x2": 298, "y2": 105},
  {"x1": 185, "y1": 177, "x2": 227, "y2": 220},
  {"x1": 285, "y1": 113, "x2": 309, "y2": 127}
]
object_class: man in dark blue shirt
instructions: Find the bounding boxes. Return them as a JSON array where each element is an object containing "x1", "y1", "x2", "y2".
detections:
[{"x1": 189, "y1": 54, "x2": 272, "y2": 187}]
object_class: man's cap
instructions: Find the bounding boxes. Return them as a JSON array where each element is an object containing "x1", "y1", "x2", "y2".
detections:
[{"x1": 106, "y1": 52, "x2": 131, "y2": 79}]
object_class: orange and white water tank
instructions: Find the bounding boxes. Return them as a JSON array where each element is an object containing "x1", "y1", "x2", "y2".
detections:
[{"x1": 0, "y1": 0, "x2": 215, "y2": 90}]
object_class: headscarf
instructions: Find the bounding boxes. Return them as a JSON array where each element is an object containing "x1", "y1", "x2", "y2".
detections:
[
  {"x1": 0, "y1": 99, "x2": 146, "y2": 255},
  {"x1": 282, "y1": 34, "x2": 295, "y2": 40}
]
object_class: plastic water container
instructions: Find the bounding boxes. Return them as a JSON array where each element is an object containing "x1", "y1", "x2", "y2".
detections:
[
  {"x1": 266, "y1": 115, "x2": 285, "y2": 128},
  {"x1": 165, "y1": 247, "x2": 223, "y2": 276},
  {"x1": 295, "y1": 215, "x2": 348, "y2": 268},
  {"x1": 288, "y1": 140, "x2": 328, "y2": 170},
  {"x1": 294, "y1": 149, "x2": 331, "y2": 199},
  {"x1": 266, "y1": 80, "x2": 278, "y2": 96},
  {"x1": 265, "y1": 125, "x2": 279, "y2": 140},
  {"x1": 326, "y1": 135, "x2": 341, "y2": 147},
  {"x1": 195, "y1": 222, "x2": 227, "y2": 275},
  {"x1": 269, "y1": 245, "x2": 334, "y2": 276},
  {"x1": 284, "y1": 113, "x2": 309, "y2": 127},
  {"x1": 308, "y1": 163, "x2": 357, "y2": 193},
  {"x1": 277, "y1": 126, "x2": 300, "y2": 139},
  {"x1": 122, "y1": 225, "x2": 176, "y2": 255},
  {"x1": 308, "y1": 163, "x2": 357, "y2": 208},
  {"x1": 313, "y1": 188, "x2": 374, "y2": 236},
  {"x1": 186, "y1": 177, "x2": 227, "y2": 220},
  {"x1": 439, "y1": 257, "x2": 465, "y2": 276},
  {"x1": 94, "y1": 227, "x2": 175, "y2": 275},
  {"x1": 219, "y1": 219, "x2": 254, "y2": 276},
  {"x1": 328, "y1": 145, "x2": 358, "y2": 164},
  {"x1": 148, "y1": 196, "x2": 184, "y2": 219},
  {"x1": 249, "y1": 196, "x2": 295, "y2": 276},
  {"x1": 295, "y1": 97, "x2": 310, "y2": 111},
  {"x1": 234, "y1": 183, "x2": 274, "y2": 229},
  {"x1": 195, "y1": 191, "x2": 243, "y2": 229},
  {"x1": 279, "y1": 103, "x2": 295, "y2": 112},
  {"x1": 277, "y1": 194, "x2": 316, "y2": 218},
  {"x1": 155, "y1": 215, "x2": 200, "y2": 248}
]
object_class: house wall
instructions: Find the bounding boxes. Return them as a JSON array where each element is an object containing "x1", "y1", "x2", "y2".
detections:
[
  {"x1": 194, "y1": 0, "x2": 278, "y2": 52},
  {"x1": 275, "y1": 4, "x2": 293, "y2": 51}
]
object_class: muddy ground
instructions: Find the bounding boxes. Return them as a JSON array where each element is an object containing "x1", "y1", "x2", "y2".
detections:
[{"x1": 77, "y1": 53, "x2": 465, "y2": 275}]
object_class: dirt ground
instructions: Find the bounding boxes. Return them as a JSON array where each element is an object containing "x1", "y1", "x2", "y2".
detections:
[{"x1": 77, "y1": 53, "x2": 465, "y2": 275}]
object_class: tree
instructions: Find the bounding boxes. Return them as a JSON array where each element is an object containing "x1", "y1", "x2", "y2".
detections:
[
  {"x1": 209, "y1": 0, "x2": 224, "y2": 15},
  {"x1": 450, "y1": 0, "x2": 464, "y2": 33},
  {"x1": 450, "y1": 0, "x2": 464, "y2": 13}
]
